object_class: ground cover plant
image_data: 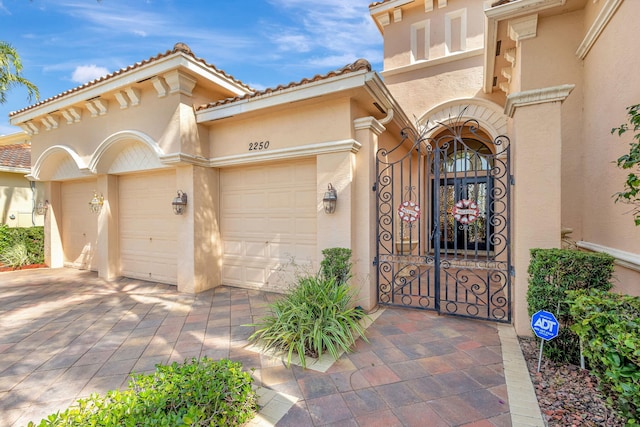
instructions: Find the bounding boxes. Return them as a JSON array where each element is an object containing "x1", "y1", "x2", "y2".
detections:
[
  {"x1": 28, "y1": 357, "x2": 257, "y2": 427},
  {"x1": 248, "y1": 247, "x2": 369, "y2": 368}
]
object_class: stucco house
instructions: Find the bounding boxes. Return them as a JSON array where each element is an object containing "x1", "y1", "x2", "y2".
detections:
[
  {"x1": 0, "y1": 132, "x2": 45, "y2": 227},
  {"x1": 8, "y1": 0, "x2": 639, "y2": 335}
]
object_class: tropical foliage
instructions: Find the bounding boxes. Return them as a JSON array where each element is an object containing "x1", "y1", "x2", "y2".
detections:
[
  {"x1": 612, "y1": 103, "x2": 640, "y2": 225},
  {"x1": 0, "y1": 41, "x2": 39, "y2": 104}
]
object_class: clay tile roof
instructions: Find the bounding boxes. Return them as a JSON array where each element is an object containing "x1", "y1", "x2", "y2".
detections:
[
  {"x1": 369, "y1": 0, "x2": 392, "y2": 8},
  {"x1": 0, "y1": 143, "x2": 31, "y2": 170},
  {"x1": 196, "y1": 58, "x2": 372, "y2": 111},
  {"x1": 9, "y1": 43, "x2": 253, "y2": 117}
]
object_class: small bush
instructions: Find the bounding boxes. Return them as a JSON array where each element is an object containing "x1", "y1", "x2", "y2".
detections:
[
  {"x1": 527, "y1": 248, "x2": 614, "y2": 363},
  {"x1": 0, "y1": 242, "x2": 30, "y2": 269},
  {"x1": 0, "y1": 225, "x2": 44, "y2": 266},
  {"x1": 28, "y1": 357, "x2": 257, "y2": 427},
  {"x1": 569, "y1": 290, "x2": 639, "y2": 423},
  {"x1": 320, "y1": 247, "x2": 352, "y2": 285},
  {"x1": 248, "y1": 275, "x2": 368, "y2": 368}
]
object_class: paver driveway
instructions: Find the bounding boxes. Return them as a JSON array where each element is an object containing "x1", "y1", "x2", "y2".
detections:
[{"x1": 0, "y1": 268, "x2": 543, "y2": 426}]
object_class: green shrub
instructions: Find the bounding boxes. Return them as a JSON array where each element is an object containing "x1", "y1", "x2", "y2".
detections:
[
  {"x1": 527, "y1": 248, "x2": 614, "y2": 363},
  {"x1": 0, "y1": 225, "x2": 44, "y2": 266},
  {"x1": 28, "y1": 358, "x2": 257, "y2": 427},
  {"x1": 569, "y1": 290, "x2": 639, "y2": 423},
  {"x1": 248, "y1": 275, "x2": 369, "y2": 368},
  {"x1": 320, "y1": 247, "x2": 352, "y2": 285}
]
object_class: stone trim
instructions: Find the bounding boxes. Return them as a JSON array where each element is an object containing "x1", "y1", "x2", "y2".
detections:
[
  {"x1": 577, "y1": 240, "x2": 640, "y2": 272},
  {"x1": 575, "y1": 0, "x2": 623, "y2": 59},
  {"x1": 504, "y1": 84, "x2": 575, "y2": 117},
  {"x1": 209, "y1": 139, "x2": 362, "y2": 168}
]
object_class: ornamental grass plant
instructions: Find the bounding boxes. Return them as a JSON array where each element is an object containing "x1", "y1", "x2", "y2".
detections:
[{"x1": 248, "y1": 274, "x2": 369, "y2": 369}]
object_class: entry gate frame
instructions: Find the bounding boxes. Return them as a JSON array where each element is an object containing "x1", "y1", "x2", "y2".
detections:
[{"x1": 375, "y1": 112, "x2": 512, "y2": 323}]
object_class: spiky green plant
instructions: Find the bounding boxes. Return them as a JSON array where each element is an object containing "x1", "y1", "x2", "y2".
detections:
[{"x1": 248, "y1": 276, "x2": 368, "y2": 368}]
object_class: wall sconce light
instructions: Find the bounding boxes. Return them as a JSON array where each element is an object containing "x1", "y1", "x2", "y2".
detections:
[
  {"x1": 172, "y1": 190, "x2": 188, "y2": 215},
  {"x1": 323, "y1": 183, "x2": 337, "y2": 214},
  {"x1": 35, "y1": 200, "x2": 49, "y2": 216},
  {"x1": 89, "y1": 192, "x2": 104, "y2": 214}
]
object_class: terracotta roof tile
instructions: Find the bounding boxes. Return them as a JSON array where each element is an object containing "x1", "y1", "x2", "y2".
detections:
[
  {"x1": 9, "y1": 43, "x2": 253, "y2": 118},
  {"x1": 0, "y1": 143, "x2": 30, "y2": 169},
  {"x1": 196, "y1": 58, "x2": 372, "y2": 111}
]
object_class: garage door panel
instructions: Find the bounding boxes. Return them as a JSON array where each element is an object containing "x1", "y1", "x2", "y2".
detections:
[
  {"x1": 119, "y1": 171, "x2": 178, "y2": 285},
  {"x1": 221, "y1": 159, "x2": 317, "y2": 292},
  {"x1": 61, "y1": 180, "x2": 98, "y2": 270}
]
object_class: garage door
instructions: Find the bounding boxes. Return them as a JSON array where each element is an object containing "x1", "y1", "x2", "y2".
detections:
[
  {"x1": 220, "y1": 159, "x2": 317, "y2": 292},
  {"x1": 61, "y1": 180, "x2": 98, "y2": 270},
  {"x1": 119, "y1": 170, "x2": 178, "y2": 284}
]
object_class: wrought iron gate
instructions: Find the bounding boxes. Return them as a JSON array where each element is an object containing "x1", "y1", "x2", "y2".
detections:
[{"x1": 375, "y1": 114, "x2": 511, "y2": 322}]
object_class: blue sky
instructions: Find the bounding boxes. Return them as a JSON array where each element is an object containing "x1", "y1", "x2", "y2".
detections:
[{"x1": 0, "y1": 0, "x2": 383, "y2": 135}]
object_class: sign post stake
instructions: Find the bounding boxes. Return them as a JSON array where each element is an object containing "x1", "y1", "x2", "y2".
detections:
[{"x1": 531, "y1": 310, "x2": 560, "y2": 373}]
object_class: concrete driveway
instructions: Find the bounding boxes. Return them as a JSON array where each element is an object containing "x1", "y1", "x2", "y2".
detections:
[{"x1": 0, "y1": 268, "x2": 543, "y2": 426}]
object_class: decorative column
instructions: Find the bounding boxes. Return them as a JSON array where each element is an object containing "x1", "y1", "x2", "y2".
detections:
[
  {"x1": 505, "y1": 84, "x2": 574, "y2": 335},
  {"x1": 44, "y1": 181, "x2": 63, "y2": 268},
  {"x1": 97, "y1": 174, "x2": 119, "y2": 280},
  {"x1": 352, "y1": 117, "x2": 386, "y2": 311},
  {"x1": 175, "y1": 164, "x2": 220, "y2": 293}
]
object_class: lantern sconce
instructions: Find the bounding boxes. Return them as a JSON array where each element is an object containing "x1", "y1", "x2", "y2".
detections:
[
  {"x1": 36, "y1": 200, "x2": 49, "y2": 216},
  {"x1": 89, "y1": 192, "x2": 104, "y2": 214},
  {"x1": 323, "y1": 183, "x2": 337, "y2": 214},
  {"x1": 172, "y1": 190, "x2": 188, "y2": 215}
]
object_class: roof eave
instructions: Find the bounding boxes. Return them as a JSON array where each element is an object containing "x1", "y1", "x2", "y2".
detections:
[
  {"x1": 196, "y1": 69, "x2": 373, "y2": 122},
  {"x1": 483, "y1": 0, "x2": 566, "y2": 94},
  {"x1": 10, "y1": 52, "x2": 252, "y2": 125}
]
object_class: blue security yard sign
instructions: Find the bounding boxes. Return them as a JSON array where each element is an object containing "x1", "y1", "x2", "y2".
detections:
[{"x1": 531, "y1": 310, "x2": 559, "y2": 341}]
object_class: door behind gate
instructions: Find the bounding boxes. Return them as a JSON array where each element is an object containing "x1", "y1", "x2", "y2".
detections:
[{"x1": 375, "y1": 114, "x2": 512, "y2": 322}]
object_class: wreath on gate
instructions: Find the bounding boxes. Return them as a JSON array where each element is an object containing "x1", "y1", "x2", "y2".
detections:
[
  {"x1": 398, "y1": 200, "x2": 421, "y2": 223},
  {"x1": 452, "y1": 199, "x2": 479, "y2": 224}
]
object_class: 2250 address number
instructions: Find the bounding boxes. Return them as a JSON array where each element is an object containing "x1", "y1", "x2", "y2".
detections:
[{"x1": 248, "y1": 141, "x2": 270, "y2": 151}]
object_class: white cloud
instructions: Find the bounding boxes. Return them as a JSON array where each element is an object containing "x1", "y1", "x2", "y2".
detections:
[{"x1": 71, "y1": 65, "x2": 109, "y2": 83}]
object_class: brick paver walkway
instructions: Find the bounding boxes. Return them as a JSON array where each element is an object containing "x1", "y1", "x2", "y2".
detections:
[{"x1": 0, "y1": 268, "x2": 543, "y2": 426}]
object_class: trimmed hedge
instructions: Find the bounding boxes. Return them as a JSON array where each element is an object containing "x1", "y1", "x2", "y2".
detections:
[
  {"x1": 527, "y1": 248, "x2": 614, "y2": 363},
  {"x1": 569, "y1": 290, "x2": 639, "y2": 423},
  {"x1": 28, "y1": 358, "x2": 257, "y2": 427},
  {"x1": 0, "y1": 225, "x2": 44, "y2": 267}
]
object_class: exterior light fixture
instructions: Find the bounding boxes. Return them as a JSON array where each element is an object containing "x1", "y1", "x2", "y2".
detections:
[
  {"x1": 323, "y1": 183, "x2": 337, "y2": 214},
  {"x1": 35, "y1": 200, "x2": 49, "y2": 216},
  {"x1": 172, "y1": 190, "x2": 188, "y2": 215},
  {"x1": 89, "y1": 192, "x2": 104, "y2": 214}
]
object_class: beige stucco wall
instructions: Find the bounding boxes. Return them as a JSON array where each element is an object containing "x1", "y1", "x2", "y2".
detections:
[
  {"x1": 0, "y1": 172, "x2": 44, "y2": 227},
  {"x1": 579, "y1": 0, "x2": 640, "y2": 296},
  {"x1": 208, "y1": 98, "x2": 353, "y2": 158},
  {"x1": 518, "y1": 10, "x2": 585, "y2": 244}
]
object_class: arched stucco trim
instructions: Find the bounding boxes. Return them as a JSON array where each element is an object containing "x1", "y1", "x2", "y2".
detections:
[
  {"x1": 417, "y1": 98, "x2": 508, "y2": 140},
  {"x1": 29, "y1": 145, "x2": 89, "y2": 181},
  {"x1": 89, "y1": 130, "x2": 165, "y2": 174}
]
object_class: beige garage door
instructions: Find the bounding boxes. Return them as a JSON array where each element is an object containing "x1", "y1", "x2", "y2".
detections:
[
  {"x1": 61, "y1": 179, "x2": 99, "y2": 270},
  {"x1": 220, "y1": 159, "x2": 317, "y2": 292},
  {"x1": 119, "y1": 170, "x2": 178, "y2": 284}
]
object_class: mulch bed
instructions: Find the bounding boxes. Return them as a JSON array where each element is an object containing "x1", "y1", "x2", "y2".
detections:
[
  {"x1": 0, "y1": 263, "x2": 48, "y2": 272},
  {"x1": 519, "y1": 336, "x2": 627, "y2": 426}
]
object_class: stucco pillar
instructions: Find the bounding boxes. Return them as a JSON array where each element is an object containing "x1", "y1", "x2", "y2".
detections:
[
  {"x1": 505, "y1": 84, "x2": 574, "y2": 335},
  {"x1": 44, "y1": 181, "x2": 63, "y2": 268},
  {"x1": 351, "y1": 117, "x2": 385, "y2": 311},
  {"x1": 97, "y1": 174, "x2": 119, "y2": 280},
  {"x1": 175, "y1": 164, "x2": 220, "y2": 293},
  {"x1": 316, "y1": 151, "x2": 355, "y2": 254}
]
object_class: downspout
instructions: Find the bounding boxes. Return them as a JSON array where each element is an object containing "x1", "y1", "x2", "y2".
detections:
[
  {"x1": 378, "y1": 108, "x2": 394, "y2": 125},
  {"x1": 30, "y1": 180, "x2": 36, "y2": 226}
]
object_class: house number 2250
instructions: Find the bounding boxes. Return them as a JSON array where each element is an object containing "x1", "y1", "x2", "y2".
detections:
[{"x1": 248, "y1": 141, "x2": 270, "y2": 151}]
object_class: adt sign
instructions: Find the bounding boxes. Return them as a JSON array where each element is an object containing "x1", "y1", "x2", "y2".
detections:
[{"x1": 531, "y1": 310, "x2": 559, "y2": 341}]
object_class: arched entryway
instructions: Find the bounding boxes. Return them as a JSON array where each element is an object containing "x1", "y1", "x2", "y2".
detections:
[{"x1": 375, "y1": 109, "x2": 511, "y2": 322}]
